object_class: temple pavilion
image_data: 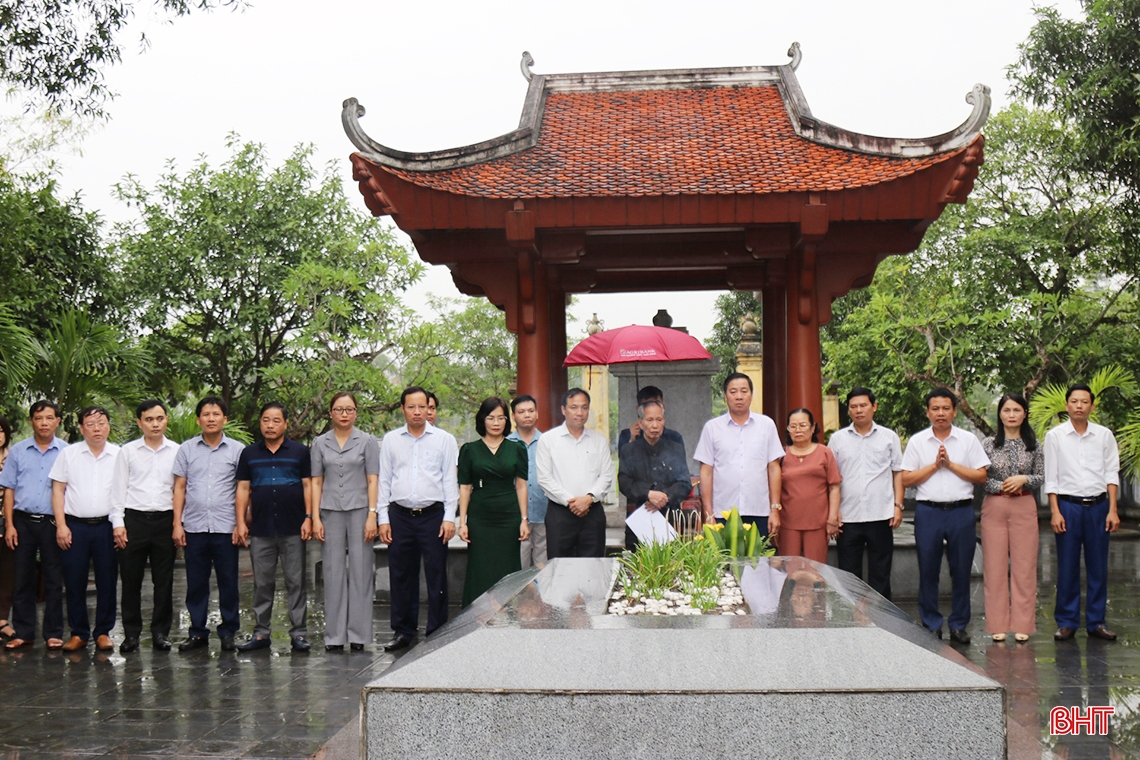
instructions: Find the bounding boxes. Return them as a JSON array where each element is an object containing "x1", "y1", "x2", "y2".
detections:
[{"x1": 342, "y1": 46, "x2": 988, "y2": 429}]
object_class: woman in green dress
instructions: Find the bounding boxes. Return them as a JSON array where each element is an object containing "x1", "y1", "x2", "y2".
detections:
[{"x1": 457, "y1": 398, "x2": 530, "y2": 607}]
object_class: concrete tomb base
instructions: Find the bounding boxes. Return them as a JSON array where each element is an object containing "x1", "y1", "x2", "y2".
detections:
[{"x1": 362, "y1": 558, "x2": 1006, "y2": 759}]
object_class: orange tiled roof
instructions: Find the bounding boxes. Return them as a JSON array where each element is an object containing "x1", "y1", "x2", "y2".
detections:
[{"x1": 386, "y1": 87, "x2": 958, "y2": 198}]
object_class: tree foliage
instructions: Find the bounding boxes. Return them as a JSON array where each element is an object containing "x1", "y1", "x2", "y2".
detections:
[
  {"x1": 114, "y1": 138, "x2": 425, "y2": 432},
  {"x1": 705, "y1": 290, "x2": 761, "y2": 394},
  {"x1": 822, "y1": 105, "x2": 1139, "y2": 436},
  {"x1": 0, "y1": 0, "x2": 241, "y2": 117},
  {"x1": 1013, "y1": 0, "x2": 1140, "y2": 206}
]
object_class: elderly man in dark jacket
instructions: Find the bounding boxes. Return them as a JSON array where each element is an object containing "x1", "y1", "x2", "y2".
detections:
[{"x1": 619, "y1": 400, "x2": 692, "y2": 549}]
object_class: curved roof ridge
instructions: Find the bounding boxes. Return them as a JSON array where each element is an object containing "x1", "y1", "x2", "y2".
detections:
[{"x1": 342, "y1": 48, "x2": 990, "y2": 173}]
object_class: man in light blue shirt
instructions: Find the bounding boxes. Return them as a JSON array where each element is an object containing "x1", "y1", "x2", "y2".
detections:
[
  {"x1": 1, "y1": 400, "x2": 68, "y2": 650},
  {"x1": 172, "y1": 396, "x2": 245, "y2": 652},
  {"x1": 377, "y1": 386, "x2": 459, "y2": 652},
  {"x1": 507, "y1": 394, "x2": 545, "y2": 567}
]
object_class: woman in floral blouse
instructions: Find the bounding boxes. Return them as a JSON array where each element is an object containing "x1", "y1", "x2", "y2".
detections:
[{"x1": 981, "y1": 393, "x2": 1044, "y2": 642}]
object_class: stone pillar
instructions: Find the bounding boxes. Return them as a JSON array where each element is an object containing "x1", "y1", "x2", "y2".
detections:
[
  {"x1": 582, "y1": 314, "x2": 609, "y2": 440},
  {"x1": 734, "y1": 312, "x2": 763, "y2": 413},
  {"x1": 823, "y1": 379, "x2": 841, "y2": 436}
]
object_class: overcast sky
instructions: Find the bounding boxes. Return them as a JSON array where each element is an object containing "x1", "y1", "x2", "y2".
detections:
[{"x1": 39, "y1": 0, "x2": 1080, "y2": 344}]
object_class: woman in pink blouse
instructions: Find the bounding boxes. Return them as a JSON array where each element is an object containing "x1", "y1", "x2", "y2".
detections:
[{"x1": 778, "y1": 408, "x2": 842, "y2": 563}]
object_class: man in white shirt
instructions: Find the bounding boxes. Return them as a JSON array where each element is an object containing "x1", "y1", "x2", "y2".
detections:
[
  {"x1": 829, "y1": 387, "x2": 904, "y2": 600},
  {"x1": 536, "y1": 388, "x2": 614, "y2": 559},
  {"x1": 110, "y1": 400, "x2": 179, "y2": 653},
  {"x1": 693, "y1": 373, "x2": 784, "y2": 537},
  {"x1": 378, "y1": 386, "x2": 459, "y2": 652},
  {"x1": 901, "y1": 388, "x2": 989, "y2": 644},
  {"x1": 50, "y1": 406, "x2": 120, "y2": 652},
  {"x1": 1045, "y1": 383, "x2": 1121, "y2": 642}
]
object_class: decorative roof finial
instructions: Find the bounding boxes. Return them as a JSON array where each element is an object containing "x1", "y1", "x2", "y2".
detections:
[
  {"x1": 586, "y1": 313, "x2": 604, "y2": 336},
  {"x1": 521, "y1": 51, "x2": 535, "y2": 82},
  {"x1": 787, "y1": 42, "x2": 802, "y2": 71}
]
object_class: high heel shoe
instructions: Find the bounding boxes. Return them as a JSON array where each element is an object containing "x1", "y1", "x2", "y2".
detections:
[
  {"x1": 991, "y1": 633, "x2": 1006, "y2": 642},
  {"x1": 1014, "y1": 633, "x2": 1030, "y2": 642}
]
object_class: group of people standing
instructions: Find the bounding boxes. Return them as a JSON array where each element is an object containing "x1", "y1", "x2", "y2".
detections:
[
  {"x1": 0, "y1": 376, "x2": 1122, "y2": 653},
  {"x1": 688, "y1": 374, "x2": 1120, "y2": 645}
]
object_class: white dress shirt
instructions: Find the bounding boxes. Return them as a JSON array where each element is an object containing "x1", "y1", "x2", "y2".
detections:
[
  {"x1": 48, "y1": 441, "x2": 121, "y2": 518},
  {"x1": 693, "y1": 412, "x2": 784, "y2": 516},
  {"x1": 109, "y1": 436, "x2": 179, "y2": 528},
  {"x1": 901, "y1": 426, "x2": 990, "y2": 502},
  {"x1": 829, "y1": 423, "x2": 903, "y2": 523},
  {"x1": 536, "y1": 424, "x2": 614, "y2": 507},
  {"x1": 1044, "y1": 420, "x2": 1120, "y2": 497},
  {"x1": 378, "y1": 424, "x2": 460, "y2": 525}
]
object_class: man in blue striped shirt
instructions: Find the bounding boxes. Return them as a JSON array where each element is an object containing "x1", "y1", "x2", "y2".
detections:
[{"x1": 172, "y1": 396, "x2": 245, "y2": 652}]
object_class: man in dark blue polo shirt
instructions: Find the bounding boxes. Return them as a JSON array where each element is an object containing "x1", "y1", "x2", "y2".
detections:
[{"x1": 234, "y1": 402, "x2": 313, "y2": 652}]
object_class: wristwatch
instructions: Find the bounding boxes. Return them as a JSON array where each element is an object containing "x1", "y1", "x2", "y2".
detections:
[{"x1": 770, "y1": 503, "x2": 783, "y2": 511}]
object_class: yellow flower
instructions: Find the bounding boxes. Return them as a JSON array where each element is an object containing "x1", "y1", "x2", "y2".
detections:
[
  {"x1": 721, "y1": 511, "x2": 731, "y2": 519},
  {"x1": 712, "y1": 523, "x2": 724, "y2": 531},
  {"x1": 743, "y1": 522, "x2": 753, "y2": 530},
  {"x1": 694, "y1": 535, "x2": 705, "y2": 541}
]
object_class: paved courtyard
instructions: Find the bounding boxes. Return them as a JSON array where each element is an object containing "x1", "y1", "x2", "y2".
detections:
[{"x1": 1, "y1": 527, "x2": 1139, "y2": 758}]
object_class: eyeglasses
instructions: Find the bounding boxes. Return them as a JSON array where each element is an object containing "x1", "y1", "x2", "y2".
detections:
[
  {"x1": 787, "y1": 423, "x2": 813, "y2": 430},
  {"x1": 331, "y1": 408, "x2": 357, "y2": 415},
  {"x1": 485, "y1": 416, "x2": 508, "y2": 423}
]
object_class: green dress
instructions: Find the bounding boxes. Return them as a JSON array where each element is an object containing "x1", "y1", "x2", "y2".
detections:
[{"x1": 459, "y1": 438, "x2": 528, "y2": 607}]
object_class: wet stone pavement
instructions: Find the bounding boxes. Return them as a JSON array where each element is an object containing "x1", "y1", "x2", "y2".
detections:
[
  {"x1": 4, "y1": 526, "x2": 1140, "y2": 758},
  {"x1": 0, "y1": 549, "x2": 398, "y2": 760}
]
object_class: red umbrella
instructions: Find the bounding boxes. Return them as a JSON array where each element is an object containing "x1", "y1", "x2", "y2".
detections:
[{"x1": 564, "y1": 325, "x2": 713, "y2": 386}]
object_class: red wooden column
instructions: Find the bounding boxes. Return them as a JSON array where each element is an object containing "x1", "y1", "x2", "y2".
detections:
[
  {"x1": 762, "y1": 261, "x2": 788, "y2": 428},
  {"x1": 546, "y1": 284, "x2": 568, "y2": 426},
  {"x1": 515, "y1": 253, "x2": 553, "y2": 430},
  {"x1": 785, "y1": 243, "x2": 824, "y2": 427}
]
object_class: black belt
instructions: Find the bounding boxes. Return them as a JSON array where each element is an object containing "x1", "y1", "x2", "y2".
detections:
[
  {"x1": 69, "y1": 516, "x2": 109, "y2": 525},
  {"x1": 393, "y1": 501, "x2": 443, "y2": 517},
  {"x1": 125, "y1": 508, "x2": 173, "y2": 519},
  {"x1": 1058, "y1": 492, "x2": 1108, "y2": 506},
  {"x1": 15, "y1": 511, "x2": 52, "y2": 523},
  {"x1": 917, "y1": 499, "x2": 973, "y2": 510}
]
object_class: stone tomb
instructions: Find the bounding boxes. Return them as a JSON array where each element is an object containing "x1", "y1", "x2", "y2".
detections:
[{"x1": 362, "y1": 558, "x2": 1006, "y2": 759}]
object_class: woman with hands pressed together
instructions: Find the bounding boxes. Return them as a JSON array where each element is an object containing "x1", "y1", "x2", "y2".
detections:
[
  {"x1": 457, "y1": 397, "x2": 529, "y2": 608},
  {"x1": 310, "y1": 392, "x2": 379, "y2": 652},
  {"x1": 981, "y1": 393, "x2": 1043, "y2": 643},
  {"x1": 778, "y1": 408, "x2": 842, "y2": 563}
]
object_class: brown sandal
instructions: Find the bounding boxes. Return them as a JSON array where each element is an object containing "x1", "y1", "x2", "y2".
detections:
[
  {"x1": 46, "y1": 638, "x2": 64, "y2": 650},
  {"x1": 0, "y1": 623, "x2": 14, "y2": 640},
  {"x1": 5, "y1": 637, "x2": 30, "y2": 649}
]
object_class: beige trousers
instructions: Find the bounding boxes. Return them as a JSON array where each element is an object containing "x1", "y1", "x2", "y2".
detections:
[{"x1": 981, "y1": 493, "x2": 1039, "y2": 634}]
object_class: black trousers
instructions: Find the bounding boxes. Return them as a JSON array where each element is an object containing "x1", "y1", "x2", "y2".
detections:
[
  {"x1": 119, "y1": 509, "x2": 176, "y2": 639},
  {"x1": 11, "y1": 512, "x2": 64, "y2": 641},
  {"x1": 546, "y1": 500, "x2": 605, "y2": 558},
  {"x1": 835, "y1": 519, "x2": 894, "y2": 600},
  {"x1": 388, "y1": 503, "x2": 448, "y2": 639}
]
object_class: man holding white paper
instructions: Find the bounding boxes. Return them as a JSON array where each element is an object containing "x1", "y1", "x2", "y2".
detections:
[{"x1": 618, "y1": 401, "x2": 692, "y2": 546}]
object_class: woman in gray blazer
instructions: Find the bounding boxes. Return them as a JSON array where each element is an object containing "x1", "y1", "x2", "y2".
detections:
[{"x1": 311, "y1": 392, "x2": 379, "y2": 651}]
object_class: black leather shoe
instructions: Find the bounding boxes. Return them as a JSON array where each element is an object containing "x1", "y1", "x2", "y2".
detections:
[
  {"x1": 237, "y1": 636, "x2": 271, "y2": 652},
  {"x1": 178, "y1": 635, "x2": 209, "y2": 652},
  {"x1": 119, "y1": 637, "x2": 140, "y2": 653},
  {"x1": 1089, "y1": 625, "x2": 1118, "y2": 641},
  {"x1": 928, "y1": 628, "x2": 942, "y2": 640},
  {"x1": 350, "y1": 643, "x2": 365, "y2": 652},
  {"x1": 949, "y1": 629, "x2": 971, "y2": 645},
  {"x1": 324, "y1": 644, "x2": 344, "y2": 652},
  {"x1": 220, "y1": 636, "x2": 236, "y2": 651},
  {"x1": 291, "y1": 636, "x2": 311, "y2": 652},
  {"x1": 152, "y1": 635, "x2": 172, "y2": 651},
  {"x1": 383, "y1": 635, "x2": 413, "y2": 652},
  {"x1": 1054, "y1": 627, "x2": 1076, "y2": 641}
]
